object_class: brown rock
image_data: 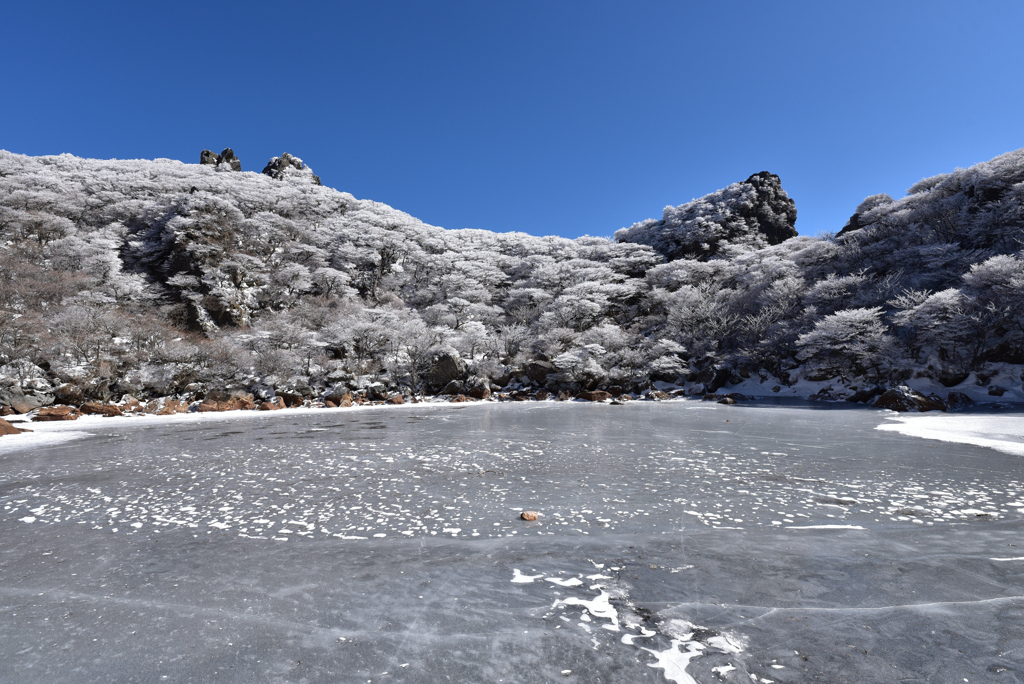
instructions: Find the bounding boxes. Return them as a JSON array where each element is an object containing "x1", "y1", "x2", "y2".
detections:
[
  {"x1": 702, "y1": 393, "x2": 720, "y2": 401},
  {"x1": 520, "y1": 511, "x2": 539, "y2": 521},
  {"x1": 466, "y1": 385, "x2": 491, "y2": 400},
  {"x1": 257, "y1": 401, "x2": 282, "y2": 411},
  {"x1": 0, "y1": 405, "x2": 14, "y2": 416},
  {"x1": 450, "y1": 395, "x2": 468, "y2": 403},
  {"x1": 387, "y1": 395, "x2": 404, "y2": 405},
  {"x1": 324, "y1": 400, "x2": 337, "y2": 408},
  {"x1": 0, "y1": 417, "x2": 22, "y2": 435},
  {"x1": 338, "y1": 394, "x2": 353, "y2": 408},
  {"x1": 607, "y1": 385, "x2": 624, "y2": 397},
  {"x1": 54, "y1": 383, "x2": 85, "y2": 407},
  {"x1": 649, "y1": 390, "x2": 671, "y2": 400},
  {"x1": 557, "y1": 391, "x2": 570, "y2": 401},
  {"x1": 197, "y1": 400, "x2": 221, "y2": 413},
  {"x1": 578, "y1": 390, "x2": 611, "y2": 402},
  {"x1": 535, "y1": 390, "x2": 551, "y2": 401},
  {"x1": 33, "y1": 405, "x2": 81, "y2": 421},
  {"x1": 277, "y1": 392, "x2": 305, "y2": 407},
  {"x1": 717, "y1": 397, "x2": 737, "y2": 405},
  {"x1": 157, "y1": 399, "x2": 189, "y2": 415},
  {"x1": 120, "y1": 395, "x2": 143, "y2": 413},
  {"x1": 80, "y1": 402, "x2": 123, "y2": 417}
]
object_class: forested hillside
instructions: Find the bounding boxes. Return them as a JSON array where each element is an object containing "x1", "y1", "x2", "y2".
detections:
[{"x1": 2, "y1": 147, "x2": 1023, "y2": 412}]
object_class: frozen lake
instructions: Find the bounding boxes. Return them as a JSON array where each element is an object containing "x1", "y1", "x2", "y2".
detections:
[{"x1": 2, "y1": 400, "x2": 1023, "y2": 683}]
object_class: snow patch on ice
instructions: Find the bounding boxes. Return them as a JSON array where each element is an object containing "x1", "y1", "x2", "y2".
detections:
[
  {"x1": 511, "y1": 569, "x2": 543, "y2": 583},
  {"x1": 877, "y1": 413, "x2": 1024, "y2": 456},
  {"x1": 0, "y1": 430, "x2": 93, "y2": 454}
]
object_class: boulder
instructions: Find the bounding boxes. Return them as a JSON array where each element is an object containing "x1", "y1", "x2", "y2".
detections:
[
  {"x1": 198, "y1": 396, "x2": 256, "y2": 412},
  {"x1": 717, "y1": 397, "x2": 737, "y2": 405},
  {"x1": 386, "y1": 395, "x2": 404, "y2": 405},
  {"x1": 80, "y1": 402, "x2": 123, "y2": 417},
  {"x1": 156, "y1": 397, "x2": 189, "y2": 413},
  {"x1": 535, "y1": 390, "x2": 550, "y2": 401},
  {"x1": 262, "y1": 152, "x2": 321, "y2": 185},
  {"x1": 0, "y1": 405, "x2": 13, "y2": 416},
  {"x1": 324, "y1": 390, "x2": 354, "y2": 407},
  {"x1": 33, "y1": 405, "x2": 81, "y2": 421},
  {"x1": 0, "y1": 417, "x2": 21, "y2": 435},
  {"x1": 988, "y1": 385, "x2": 1007, "y2": 396},
  {"x1": 606, "y1": 386, "x2": 624, "y2": 397},
  {"x1": 520, "y1": 511, "x2": 539, "y2": 522},
  {"x1": 1, "y1": 388, "x2": 49, "y2": 414},
  {"x1": 466, "y1": 384, "x2": 491, "y2": 400},
  {"x1": 277, "y1": 391, "x2": 305, "y2": 407},
  {"x1": 54, "y1": 383, "x2": 85, "y2": 407},
  {"x1": 450, "y1": 395, "x2": 468, "y2": 403},
  {"x1": 946, "y1": 392, "x2": 975, "y2": 412},
  {"x1": 425, "y1": 353, "x2": 466, "y2": 390},
  {"x1": 701, "y1": 393, "x2": 720, "y2": 401},
  {"x1": 324, "y1": 400, "x2": 337, "y2": 408},
  {"x1": 873, "y1": 386, "x2": 946, "y2": 413},
  {"x1": 440, "y1": 380, "x2": 464, "y2": 396},
  {"x1": 557, "y1": 391, "x2": 570, "y2": 401},
  {"x1": 648, "y1": 390, "x2": 671, "y2": 400},
  {"x1": 120, "y1": 395, "x2": 143, "y2": 413},
  {"x1": 523, "y1": 361, "x2": 556, "y2": 384},
  {"x1": 846, "y1": 387, "x2": 884, "y2": 404},
  {"x1": 258, "y1": 401, "x2": 282, "y2": 411},
  {"x1": 578, "y1": 390, "x2": 611, "y2": 402},
  {"x1": 200, "y1": 149, "x2": 219, "y2": 165}
]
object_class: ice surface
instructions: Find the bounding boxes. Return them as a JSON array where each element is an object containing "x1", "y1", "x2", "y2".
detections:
[{"x1": 3, "y1": 401, "x2": 1024, "y2": 683}]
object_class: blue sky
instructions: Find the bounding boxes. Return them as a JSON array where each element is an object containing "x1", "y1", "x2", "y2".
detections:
[{"x1": 4, "y1": 1, "x2": 1023, "y2": 239}]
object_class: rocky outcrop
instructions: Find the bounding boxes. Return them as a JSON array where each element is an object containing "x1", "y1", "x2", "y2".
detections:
[
  {"x1": 200, "y1": 148, "x2": 242, "y2": 171},
  {"x1": 262, "y1": 153, "x2": 321, "y2": 185},
  {"x1": 873, "y1": 386, "x2": 946, "y2": 413},
  {"x1": 614, "y1": 171, "x2": 797, "y2": 260}
]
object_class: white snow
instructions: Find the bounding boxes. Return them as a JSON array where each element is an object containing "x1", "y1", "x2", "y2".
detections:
[{"x1": 877, "y1": 413, "x2": 1024, "y2": 456}]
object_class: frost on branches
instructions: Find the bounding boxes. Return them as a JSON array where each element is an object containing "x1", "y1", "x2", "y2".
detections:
[{"x1": 1, "y1": 146, "x2": 1023, "y2": 408}]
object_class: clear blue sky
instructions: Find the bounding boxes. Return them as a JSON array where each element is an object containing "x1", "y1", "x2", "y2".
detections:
[{"x1": 4, "y1": 1, "x2": 1023, "y2": 238}]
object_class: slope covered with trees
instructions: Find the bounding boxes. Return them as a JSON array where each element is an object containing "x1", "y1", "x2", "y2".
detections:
[{"x1": 1, "y1": 147, "x2": 1023, "y2": 412}]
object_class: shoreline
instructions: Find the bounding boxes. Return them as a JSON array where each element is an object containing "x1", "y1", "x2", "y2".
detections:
[{"x1": 4, "y1": 394, "x2": 1024, "y2": 458}]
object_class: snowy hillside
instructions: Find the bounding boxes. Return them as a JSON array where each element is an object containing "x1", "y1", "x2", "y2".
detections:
[{"x1": 1, "y1": 147, "x2": 1023, "y2": 410}]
